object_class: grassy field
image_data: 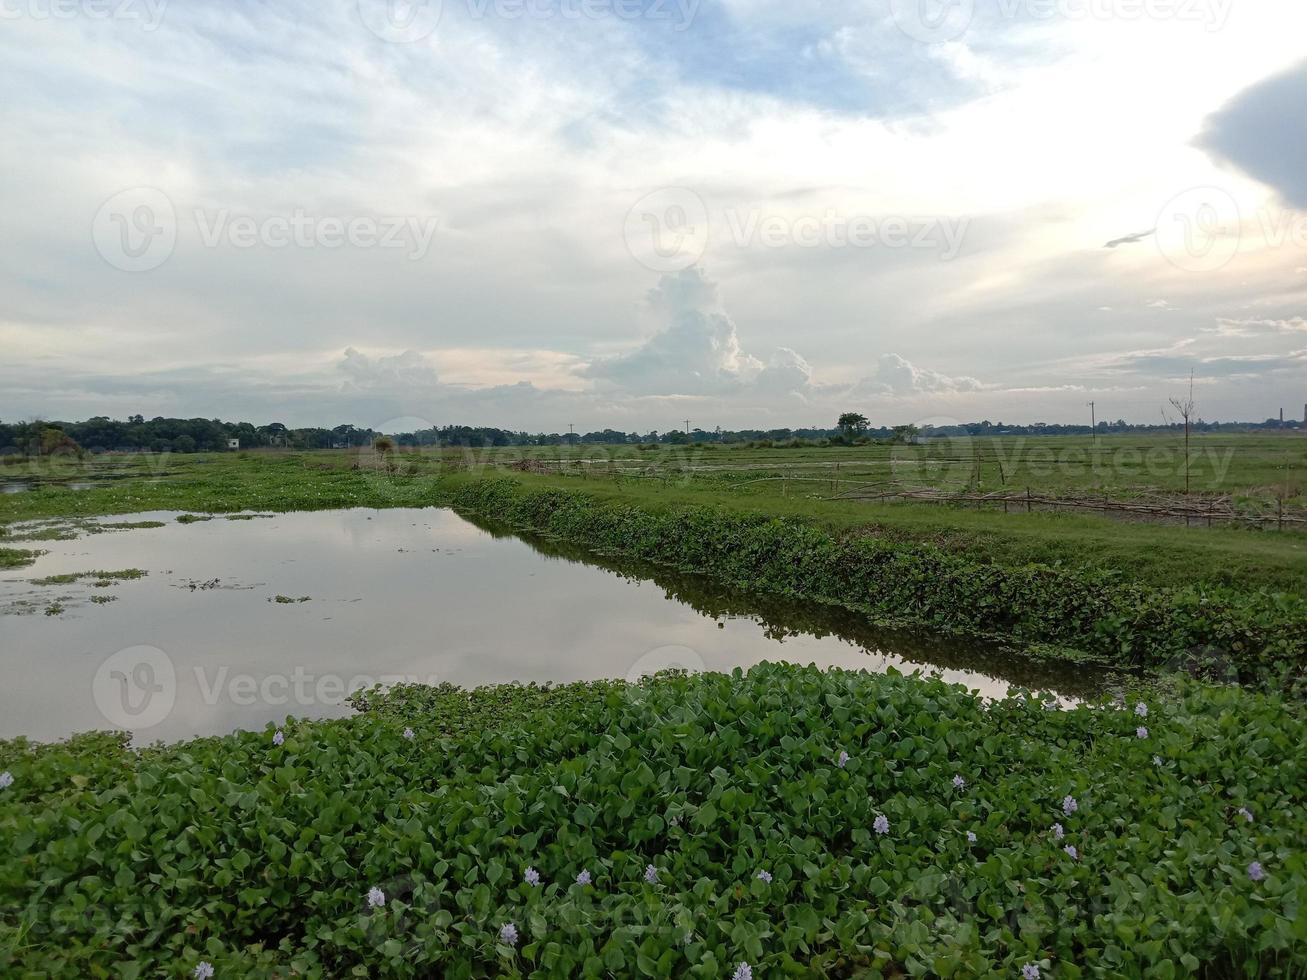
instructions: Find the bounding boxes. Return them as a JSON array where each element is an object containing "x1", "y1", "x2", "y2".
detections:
[{"x1": 3, "y1": 437, "x2": 1306, "y2": 595}]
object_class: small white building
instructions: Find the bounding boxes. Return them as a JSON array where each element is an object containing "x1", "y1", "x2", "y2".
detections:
[{"x1": 227, "y1": 438, "x2": 240, "y2": 450}]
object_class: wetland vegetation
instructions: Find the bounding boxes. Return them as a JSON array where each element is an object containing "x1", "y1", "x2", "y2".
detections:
[{"x1": 1, "y1": 438, "x2": 1304, "y2": 976}]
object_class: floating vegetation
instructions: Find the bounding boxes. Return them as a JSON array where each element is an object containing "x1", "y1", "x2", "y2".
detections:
[
  {"x1": 31, "y1": 569, "x2": 146, "y2": 586},
  {"x1": 0, "y1": 666, "x2": 1301, "y2": 976},
  {"x1": 0, "y1": 547, "x2": 42, "y2": 570}
]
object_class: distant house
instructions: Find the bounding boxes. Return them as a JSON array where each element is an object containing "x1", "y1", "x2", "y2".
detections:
[{"x1": 227, "y1": 438, "x2": 240, "y2": 450}]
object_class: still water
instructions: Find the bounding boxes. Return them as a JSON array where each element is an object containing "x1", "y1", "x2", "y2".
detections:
[{"x1": 0, "y1": 508, "x2": 1109, "y2": 742}]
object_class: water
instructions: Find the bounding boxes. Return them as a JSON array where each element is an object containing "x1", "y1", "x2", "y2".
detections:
[{"x1": 0, "y1": 508, "x2": 1109, "y2": 743}]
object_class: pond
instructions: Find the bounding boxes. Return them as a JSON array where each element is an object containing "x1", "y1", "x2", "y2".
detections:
[{"x1": 0, "y1": 508, "x2": 1112, "y2": 742}]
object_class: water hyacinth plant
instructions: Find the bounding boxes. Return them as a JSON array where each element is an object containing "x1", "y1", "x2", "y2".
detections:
[{"x1": 1, "y1": 664, "x2": 1303, "y2": 977}]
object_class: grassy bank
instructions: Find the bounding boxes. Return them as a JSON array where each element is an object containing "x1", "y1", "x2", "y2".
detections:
[
  {"x1": 2, "y1": 665, "x2": 1303, "y2": 978},
  {"x1": 444, "y1": 479, "x2": 1306, "y2": 683}
]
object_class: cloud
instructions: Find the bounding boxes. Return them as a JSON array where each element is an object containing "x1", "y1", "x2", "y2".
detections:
[
  {"x1": 1199, "y1": 60, "x2": 1307, "y2": 208},
  {"x1": 338, "y1": 348, "x2": 440, "y2": 391},
  {"x1": 584, "y1": 267, "x2": 766, "y2": 396},
  {"x1": 1208, "y1": 316, "x2": 1307, "y2": 337},
  {"x1": 1104, "y1": 230, "x2": 1154, "y2": 248},
  {"x1": 851, "y1": 354, "x2": 984, "y2": 397}
]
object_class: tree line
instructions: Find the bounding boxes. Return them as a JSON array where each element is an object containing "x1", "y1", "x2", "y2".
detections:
[{"x1": 1, "y1": 413, "x2": 1300, "y2": 457}]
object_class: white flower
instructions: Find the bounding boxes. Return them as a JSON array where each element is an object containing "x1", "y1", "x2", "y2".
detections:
[
  {"x1": 1064, "y1": 844, "x2": 1078, "y2": 860},
  {"x1": 524, "y1": 867, "x2": 540, "y2": 886},
  {"x1": 952, "y1": 774, "x2": 966, "y2": 790},
  {"x1": 1153, "y1": 755, "x2": 1163, "y2": 767},
  {"x1": 366, "y1": 886, "x2": 385, "y2": 908},
  {"x1": 1135, "y1": 703, "x2": 1148, "y2": 718},
  {"x1": 966, "y1": 831, "x2": 977, "y2": 844},
  {"x1": 499, "y1": 922, "x2": 519, "y2": 946},
  {"x1": 1062, "y1": 795, "x2": 1078, "y2": 815},
  {"x1": 1052, "y1": 823, "x2": 1064, "y2": 840},
  {"x1": 0, "y1": 771, "x2": 12, "y2": 790},
  {"x1": 193, "y1": 963, "x2": 215, "y2": 980},
  {"x1": 272, "y1": 730, "x2": 284, "y2": 746},
  {"x1": 873, "y1": 814, "x2": 889, "y2": 835},
  {"x1": 402, "y1": 727, "x2": 415, "y2": 740},
  {"x1": 575, "y1": 869, "x2": 591, "y2": 886},
  {"x1": 1136, "y1": 726, "x2": 1148, "y2": 739}
]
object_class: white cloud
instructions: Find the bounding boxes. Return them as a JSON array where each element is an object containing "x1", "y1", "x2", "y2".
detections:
[{"x1": 851, "y1": 354, "x2": 984, "y2": 397}]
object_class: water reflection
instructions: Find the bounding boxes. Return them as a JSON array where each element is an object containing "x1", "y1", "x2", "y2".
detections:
[
  {"x1": 468, "y1": 515, "x2": 1113, "y2": 699},
  {"x1": 0, "y1": 507, "x2": 1116, "y2": 744}
]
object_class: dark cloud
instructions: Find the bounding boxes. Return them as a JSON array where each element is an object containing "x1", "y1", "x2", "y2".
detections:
[
  {"x1": 1199, "y1": 61, "x2": 1307, "y2": 208},
  {"x1": 1104, "y1": 230, "x2": 1154, "y2": 248}
]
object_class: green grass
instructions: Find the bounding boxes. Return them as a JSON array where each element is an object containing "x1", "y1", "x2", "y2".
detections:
[
  {"x1": 2, "y1": 445, "x2": 1304, "y2": 594},
  {"x1": 2, "y1": 666, "x2": 1302, "y2": 977}
]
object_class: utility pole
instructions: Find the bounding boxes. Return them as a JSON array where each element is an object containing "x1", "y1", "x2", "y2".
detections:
[
  {"x1": 684, "y1": 419, "x2": 692, "y2": 442},
  {"x1": 568, "y1": 423, "x2": 574, "y2": 445},
  {"x1": 1087, "y1": 401, "x2": 1096, "y2": 443}
]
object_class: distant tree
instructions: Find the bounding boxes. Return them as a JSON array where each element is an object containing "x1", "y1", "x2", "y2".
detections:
[
  {"x1": 837, "y1": 413, "x2": 869, "y2": 439},
  {"x1": 1167, "y1": 371, "x2": 1196, "y2": 495},
  {"x1": 373, "y1": 436, "x2": 395, "y2": 454},
  {"x1": 891, "y1": 424, "x2": 919, "y2": 444}
]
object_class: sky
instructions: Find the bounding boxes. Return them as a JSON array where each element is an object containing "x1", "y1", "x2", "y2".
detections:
[{"x1": 1, "y1": 0, "x2": 1305, "y2": 433}]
